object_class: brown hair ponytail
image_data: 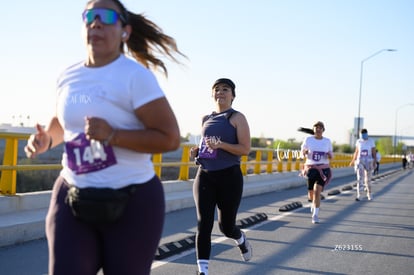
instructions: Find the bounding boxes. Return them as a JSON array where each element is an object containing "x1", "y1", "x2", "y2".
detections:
[
  {"x1": 124, "y1": 12, "x2": 186, "y2": 76},
  {"x1": 88, "y1": 0, "x2": 186, "y2": 76}
]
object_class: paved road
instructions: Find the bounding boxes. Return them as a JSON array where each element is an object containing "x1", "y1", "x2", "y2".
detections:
[{"x1": 1, "y1": 167, "x2": 413, "y2": 275}]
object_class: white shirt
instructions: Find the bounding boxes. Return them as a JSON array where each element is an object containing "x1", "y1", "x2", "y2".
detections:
[
  {"x1": 354, "y1": 138, "x2": 376, "y2": 163},
  {"x1": 56, "y1": 55, "x2": 164, "y2": 188},
  {"x1": 301, "y1": 136, "x2": 333, "y2": 165}
]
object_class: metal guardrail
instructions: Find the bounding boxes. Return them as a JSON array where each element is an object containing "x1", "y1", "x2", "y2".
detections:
[{"x1": 0, "y1": 132, "x2": 396, "y2": 195}]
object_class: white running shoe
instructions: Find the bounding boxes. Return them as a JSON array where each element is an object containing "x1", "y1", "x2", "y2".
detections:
[
  {"x1": 238, "y1": 232, "x2": 252, "y2": 261},
  {"x1": 312, "y1": 215, "x2": 320, "y2": 224}
]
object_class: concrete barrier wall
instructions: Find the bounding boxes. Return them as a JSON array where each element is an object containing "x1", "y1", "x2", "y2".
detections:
[{"x1": 0, "y1": 191, "x2": 51, "y2": 215}]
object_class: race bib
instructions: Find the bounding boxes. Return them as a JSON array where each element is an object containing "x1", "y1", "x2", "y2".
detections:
[
  {"x1": 65, "y1": 133, "x2": 117, "y2": 174},
  {"x1": 311, "y1": 151, "x2": 325, "y2": 161},
  {"x1": 198, "y1": 137, "x2": 218, "y2": 159}
]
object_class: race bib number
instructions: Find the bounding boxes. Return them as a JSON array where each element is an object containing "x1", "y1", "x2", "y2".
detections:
[
  {"x1": 65, "y1": 133, "x2": 117, "y2": 174},
  {"x1": 198, "y1": 137, "x2": 218, "y2": 159},
  {"x1": 311, "y1": 151, "x2": 325, "y2": 161}
]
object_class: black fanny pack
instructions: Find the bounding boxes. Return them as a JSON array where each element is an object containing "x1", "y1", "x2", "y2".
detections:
[{"x1": 66, "y1": 185, "x2": 137, "y2": 224}]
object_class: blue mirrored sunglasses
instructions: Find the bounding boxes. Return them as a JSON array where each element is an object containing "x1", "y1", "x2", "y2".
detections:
[{"x1": 82, "y1": 8, "x2": 126, "y2": 25}]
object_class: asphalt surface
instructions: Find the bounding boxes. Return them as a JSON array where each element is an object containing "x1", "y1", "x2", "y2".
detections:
[{"x1": 1, "y1": 166, "x2": 413, "y2": 275}]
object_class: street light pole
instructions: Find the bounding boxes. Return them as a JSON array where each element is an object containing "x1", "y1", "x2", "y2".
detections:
[
  {"x1": 394, "y1": 103, "x2": 414, "y2": 156},
  {"x1": 356, "y1": 48, "x2": 397, "y2": 139}
]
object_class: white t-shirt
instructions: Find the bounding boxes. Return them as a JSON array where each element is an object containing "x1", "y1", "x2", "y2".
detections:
[
  {"x1": 56, "y1": 55, "x2": 164, "y2": 188},
  {"x1": 301, "y1": 136, "x2": 333, "y2": 165},
  {"x1": 354, "y1": 138, "x2": 375, "y2": 163}
]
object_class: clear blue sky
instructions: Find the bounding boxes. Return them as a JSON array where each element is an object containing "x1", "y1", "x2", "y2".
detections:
[{"x1": 1, "y1": 0, "x2": 413, "y2": 145}]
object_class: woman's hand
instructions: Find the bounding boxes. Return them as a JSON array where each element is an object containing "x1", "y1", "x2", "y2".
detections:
[
  {"x1": 84, "y1": 116, "x2": 114, "y2": 143},
  {"x1": 190, "y1": 146, "x2": 199, "y2": 159},
  {"x1": 24, "y1": 124, "x2": 51, "y2": 159}
]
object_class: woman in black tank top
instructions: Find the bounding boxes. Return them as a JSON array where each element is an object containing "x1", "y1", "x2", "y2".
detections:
[{"x1": 190, "y1": 78, "x2": 253, "y2": 275}]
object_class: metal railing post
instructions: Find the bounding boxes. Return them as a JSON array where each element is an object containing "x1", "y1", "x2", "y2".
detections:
[
  {"x1": 266, "y1": 150, "x2": 274, "y2": 174},
  {"x1": 178, "y1": 145, "x2": 190, "y2": 180},
  {"x1": 286, "y1": 151, "x2": 292, "y2": 172},
  {"x1": 0, "y1": 137, "x2": 18, "y2": 195},
  {"x1": 254, "y1": 151, "x2": 262, "y2": 174},
  {"x1": 152, "y1": 153, "x2": 162, "y2": 178},
  {"x1": 240, "y1": 155, "x2": 248, "y2": 176}
]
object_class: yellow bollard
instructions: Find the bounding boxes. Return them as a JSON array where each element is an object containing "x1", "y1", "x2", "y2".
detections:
[
  {"x1": 254, "y1": 151, "x2": 262, "y2": 174},
  {"x1": 241, "y1": 155, "x2": 248, "y2": 176},
  {"x1": 178, "y1": 145, "x2": 190, "y2": 180},
  {"x1": 0, "y1": 137, "x2": 18, "y2": 195},
  {"x1": 294, "y1": 156, "x2": 300, "y2": 171},
  {"x1": 152, "y1": 153, "x2": 162, "y2": 178},
  {"x1": 266, "y1": 151, "x2": 274, "y2": 173},
  {"x1": 276, "y1": 150, "x2": 283, "y2": 173},
  {"x1": 286, "y1": 151, "x2": 292, "y2": 172}
]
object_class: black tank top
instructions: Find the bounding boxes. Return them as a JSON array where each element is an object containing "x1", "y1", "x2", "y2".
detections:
[{"x1": 196, "y1": 108, "x2": 240, "y2": 171}]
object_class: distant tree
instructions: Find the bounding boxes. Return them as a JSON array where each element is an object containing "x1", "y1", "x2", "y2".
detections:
[
  {"x1": 251, "y1": 137, "x2": 261, "y2": 148},
  {"x1": 336, "y1": 144, "x2": 353, "y2": 153},
  {"x1": 376, "y1": 137, "x2": 394, "y2": 155},
  {"x1": 395, "y1": 142, "x2": 406, "y2": 155}
]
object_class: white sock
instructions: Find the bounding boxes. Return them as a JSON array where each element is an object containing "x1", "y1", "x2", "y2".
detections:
[
  {"x1": 235, "y1": 233, "x2": 245, "y2": 245},
  {"x1": 313, "y1": 208, "x2": 319, "y2": 216},
  {"x1": 197, "y1": 260, "x2": 209, "y2": 274}
]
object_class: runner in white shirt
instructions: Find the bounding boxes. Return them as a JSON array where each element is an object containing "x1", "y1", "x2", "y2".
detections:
[
  {"x1": 24, "y1": 1, "x2": 185, "y2": 274},
  {"x1": 301, "y1": 121, "x2": 333, "y2": 224},
  {"x1": 349, "y1": 128, "x2": 377, "y2": 201}
]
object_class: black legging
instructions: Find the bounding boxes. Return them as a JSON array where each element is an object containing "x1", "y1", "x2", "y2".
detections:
[
  {"x1": 46, "y1": 176, "x2": 165, "y2": 275},
  {"x1": 374, "y1": 162, "x2": 380, "y2": 175},
  {"x1": 193, "y1": 165, "x2": 244, "y2": 260}
]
